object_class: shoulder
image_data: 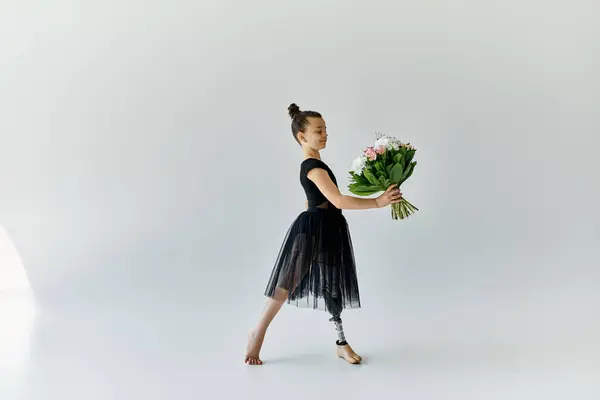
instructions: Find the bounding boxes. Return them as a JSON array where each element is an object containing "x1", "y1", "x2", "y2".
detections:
[
  {"x1": 302, "y1": 159, "x2": 333, "y2": 184},
  {"x1": 301, "y1": 158, "x2": 327, "y2": 172},
  {"x1": 301, "y1": 159, "x2": 327, "y2": 183}
]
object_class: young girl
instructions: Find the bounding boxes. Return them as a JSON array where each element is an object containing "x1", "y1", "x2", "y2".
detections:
[{"x1": 245, "y1": 103, "x2": 403, "y2": 365}]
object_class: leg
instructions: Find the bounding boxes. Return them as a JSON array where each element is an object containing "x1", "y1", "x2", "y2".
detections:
[
  {"x1": 245, "y1": 288, "x2": 287, "y2": 365},
  {"x1": 327, "y1": 296, "x2": 362, "y2": 364}
]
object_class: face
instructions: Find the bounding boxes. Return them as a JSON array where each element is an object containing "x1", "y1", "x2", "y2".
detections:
[{"x1": 298, "y1": 117, "x2": 328, "y2": 150}]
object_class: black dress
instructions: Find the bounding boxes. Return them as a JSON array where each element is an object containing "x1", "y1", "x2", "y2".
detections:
[{"x1": 264, "y1": 158, "x2": 361, "y2": 313}]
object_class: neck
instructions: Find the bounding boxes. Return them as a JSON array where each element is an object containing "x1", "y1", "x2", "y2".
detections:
[{"x1": 303, "y1": 148, "x2": 320, "y2": 160}]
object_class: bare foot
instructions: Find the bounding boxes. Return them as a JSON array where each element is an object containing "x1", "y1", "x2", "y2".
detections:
[
  {"x1": 336, "y1": 343, "x2": 362, "y2": 364},
  {"x1": 245, "y1": 330, "x2": 265, "y2": 365}
]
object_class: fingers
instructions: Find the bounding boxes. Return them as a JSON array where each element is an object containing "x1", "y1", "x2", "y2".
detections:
[
  {"x1": 390, "y1": 190, "x2": 402, "y2": 202},
  {"x1": 383, "y1": 184, "x2": 402, "y2": 206}
]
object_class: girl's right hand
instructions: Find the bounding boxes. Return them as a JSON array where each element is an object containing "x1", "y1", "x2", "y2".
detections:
[{"x1": 376, "y1": 184, "x2": 403, "y2": 208}]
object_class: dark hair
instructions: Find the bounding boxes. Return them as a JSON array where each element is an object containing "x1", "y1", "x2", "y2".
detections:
[{"x1": 287, "y1": 103, "x2": 322, "y2": 144}]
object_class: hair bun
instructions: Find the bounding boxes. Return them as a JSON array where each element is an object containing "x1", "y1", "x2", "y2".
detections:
[{"x1": 288, "y1": 103, "x2": 301, "y2": 119}]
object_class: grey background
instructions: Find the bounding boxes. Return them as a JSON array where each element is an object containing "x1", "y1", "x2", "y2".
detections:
[{"x1": 1, "y1": 1, "x2": 599, "y2": 398}]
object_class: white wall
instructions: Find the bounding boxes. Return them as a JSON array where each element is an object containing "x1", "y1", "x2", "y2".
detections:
[
  {"x1": 0, "y1": 225, "x2": 31, "y2": 292},
  {"x1": 1, "y1": 0, "x2": 598, "y2": 342}
]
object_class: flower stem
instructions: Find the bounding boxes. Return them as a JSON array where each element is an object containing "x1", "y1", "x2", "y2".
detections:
[{"x1": 390, "y1": 198, "x2": 418, "y2": 220}]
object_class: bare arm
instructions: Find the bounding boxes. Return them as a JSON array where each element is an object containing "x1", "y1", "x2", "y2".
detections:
[{"x1": 307, "y1": 168, "x2": 401, "y2": 210}]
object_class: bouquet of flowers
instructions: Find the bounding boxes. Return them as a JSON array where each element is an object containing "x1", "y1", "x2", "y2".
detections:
[{"x1": 348, "y1": 133, "x2": 419, "y2": 220}]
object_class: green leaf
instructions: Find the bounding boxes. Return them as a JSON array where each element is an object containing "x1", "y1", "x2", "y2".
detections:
[
  {"x1": 349, "y1": 183, "x2": 378, "y2": 191},
  {"x1": 348, "y1": 180, "x2": 381, "y2": 193},
  {"x1": 405, "y1": 149, "x2": 416, "y2": 164},
  {"x1": 349, "y1": 185, "x2": 381, "y2": 196},
  {"x1": 393, "y1": 153, "x2": 403, "y2": 164},
  {"x1": 349, "y1": 172, "x2": 370, "y2": 186},
  {"x1": 363, "y1": 169, "x2": 381, "y2": 187},
  {"x1": 400, "y1": 147, "x2": 407, "y2": 160},
  {"x1": 399, "y1": 161, "x2": 417, "y2": 185},
  {"x1": 401, "y1": 161, "x2": 413, "y2": 180},
  {"x1": 411, "y1": 160, "x2": 418, "y2": 175},
  {"x1": 389, "y1": 163, "x2": 404, "y2": 182},
  {"x1": 375, "y1": 161, "x2": 385, "y2": 174},
  {"x1": 378, "y1": 175, "x2": 390, "y2": 187}
]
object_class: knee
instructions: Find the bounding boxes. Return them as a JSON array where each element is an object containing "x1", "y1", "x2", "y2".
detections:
[{"x1": 273, "y1": 288, "x2": 289, "y2": 302}]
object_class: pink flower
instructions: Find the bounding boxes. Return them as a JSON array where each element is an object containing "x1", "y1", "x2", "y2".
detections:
[
  {"x1": 364, "y1": 146, "x2": 377, "y2": 161},
  {"x1": 375, "y1": 145, "x2": 385, "y2": 155}
]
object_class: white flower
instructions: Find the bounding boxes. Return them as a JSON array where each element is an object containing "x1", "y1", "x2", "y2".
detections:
[
  {"x1": 374, "y1": 132, "x2": 386, "y2": 140},
  {"x1": 389, "y1": 137, "x2": 402, "y2": 150},
  {"x1": 374, "y1": 133, "x2": 404, "y2": 150},
  {"x1": 351, "y1": 155, "x2": 367, "y2": 175},
  {"x1": 374, "y1": 136, "x2": 390, "y2": 149}
]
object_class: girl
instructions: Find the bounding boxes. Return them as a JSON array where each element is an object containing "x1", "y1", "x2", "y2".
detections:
[{"x1": 245, "y1": 103, "x2": 402, "y2": 365}]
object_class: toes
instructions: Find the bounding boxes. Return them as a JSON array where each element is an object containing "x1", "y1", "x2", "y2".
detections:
[{"x1": 246, "y1": 357, "x2": 263, "y2": 365}]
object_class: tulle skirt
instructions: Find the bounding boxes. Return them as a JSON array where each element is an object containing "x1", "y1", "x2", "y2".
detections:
[{"x1": 264, "y1": 206, "x2": 361, "y2": 313}]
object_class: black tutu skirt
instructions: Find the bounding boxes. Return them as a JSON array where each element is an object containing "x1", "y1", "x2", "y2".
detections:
[{"x1": 264, "y1": 206, "x2": 361, "y2": 313}]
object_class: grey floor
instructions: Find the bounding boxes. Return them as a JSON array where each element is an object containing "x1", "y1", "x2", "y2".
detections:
[{"x1": 1, "y1": 290, "x2": 598, "y2": 400}]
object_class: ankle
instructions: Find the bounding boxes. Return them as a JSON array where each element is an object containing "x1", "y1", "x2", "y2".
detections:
[{"x1": 336, "y1": 340, "x2": 348, "y2": 346}]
